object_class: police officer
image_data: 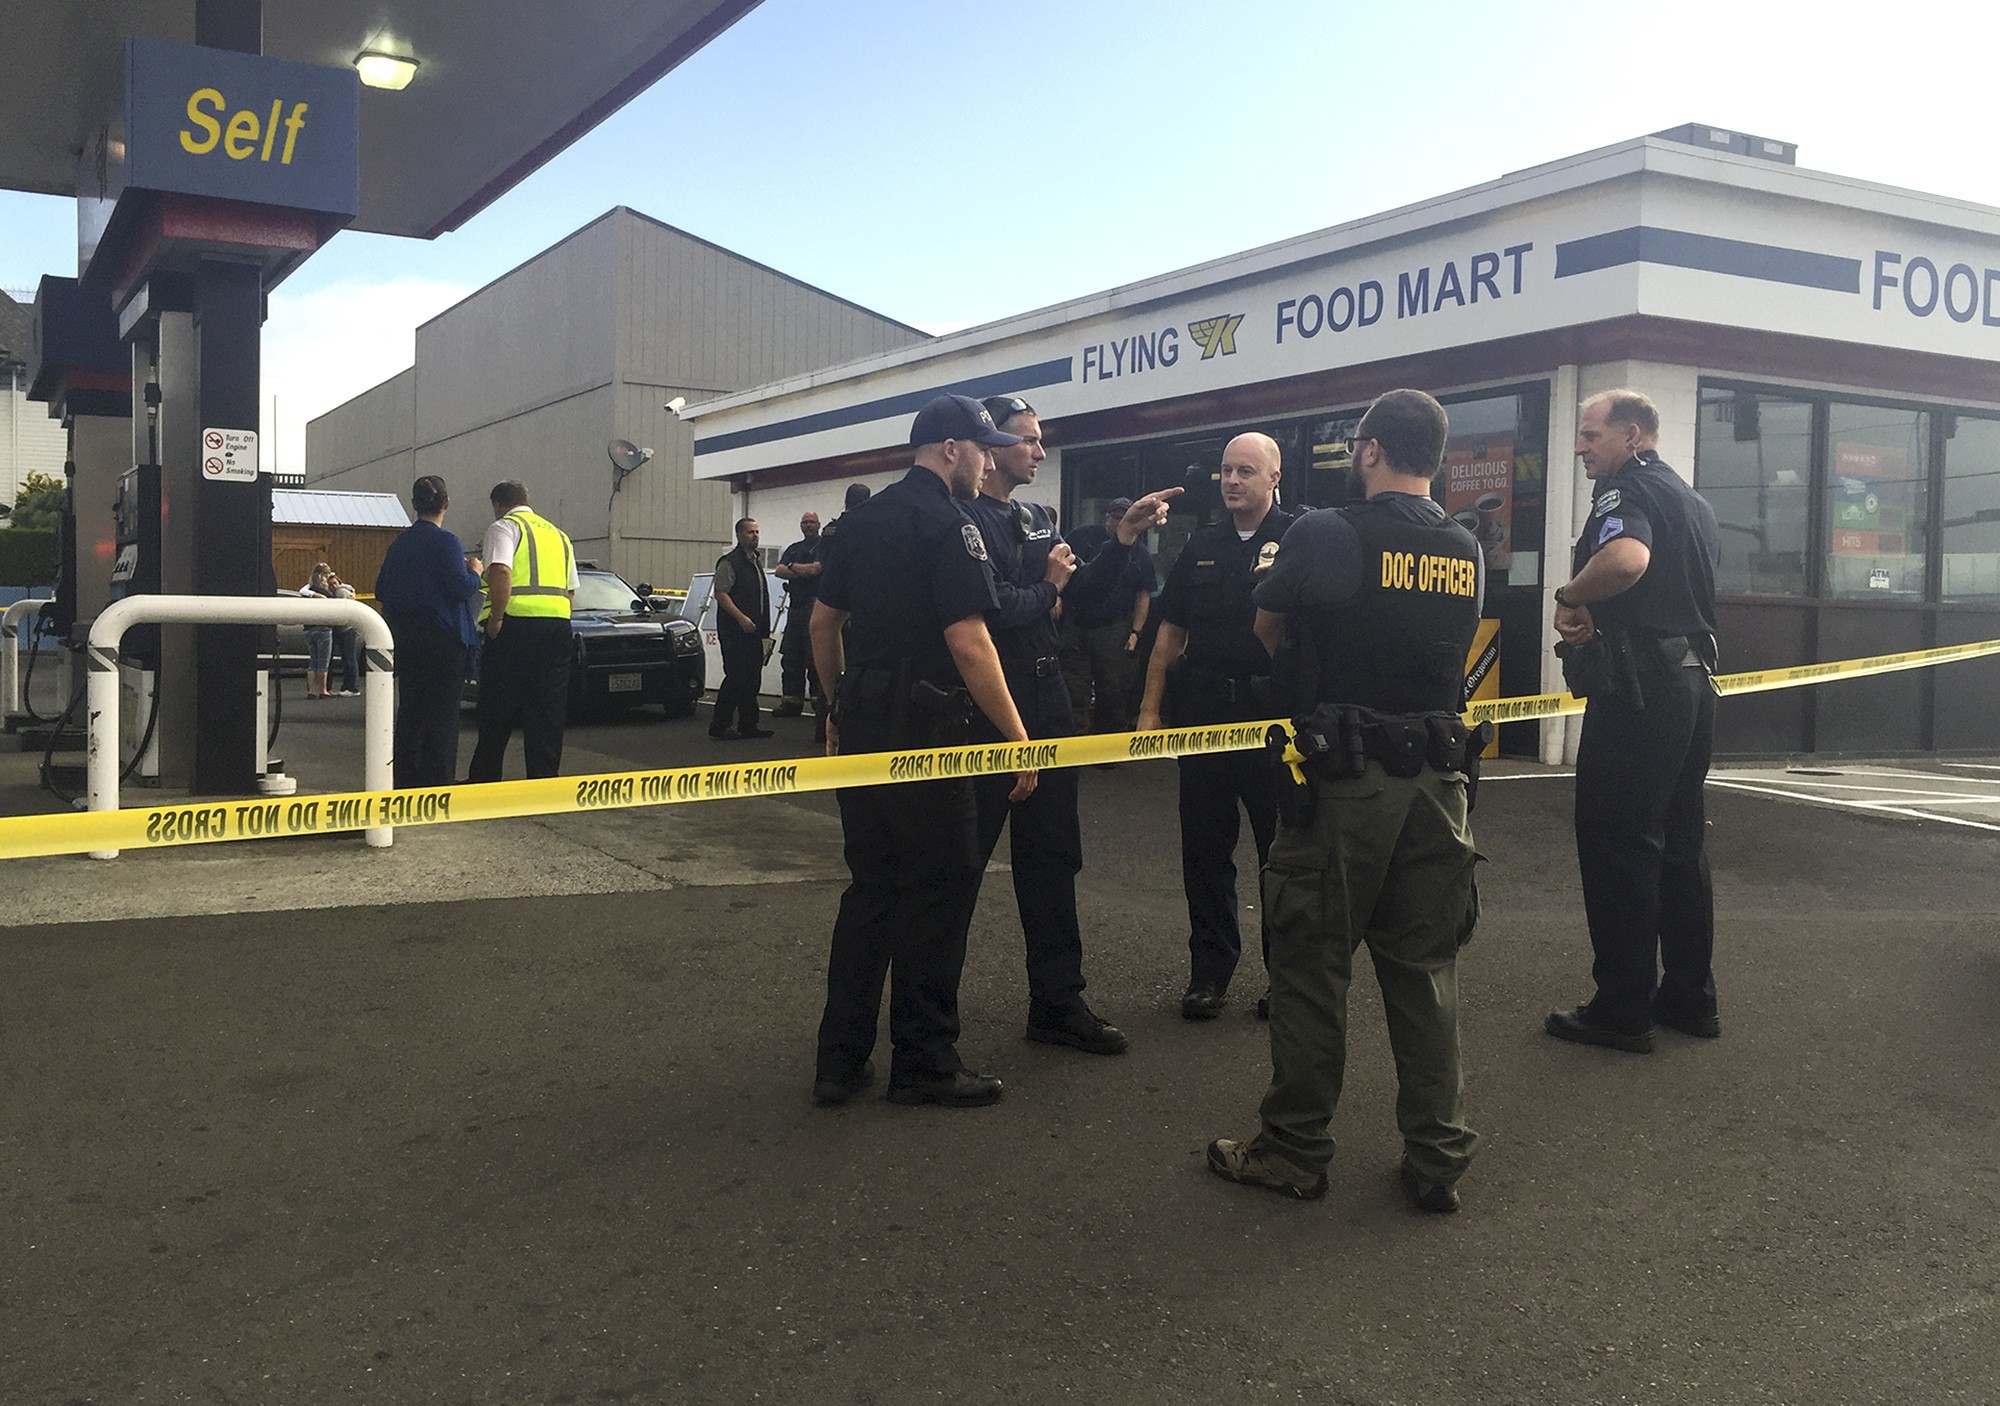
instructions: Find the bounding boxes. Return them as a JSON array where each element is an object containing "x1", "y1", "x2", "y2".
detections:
[
  {"x1": 466, "y1": 480, "x2": 578, "y2": 782},
  {"x1": 710, "y1": 517, "x2": 773, "y2": 741},
  {"x1": 1546, "y1": 389, "x2": 1722, "y2": 1054},
  {"x1": 959, "y1": 394, "x2": 1172, "y2": 1057},
  {"x1": 773, "y1": 511, "x2": 824, "y2": 720},
  {"x1": 1137, "y1": 431, "x2": 1296, "y2": 1020},
  {"x1": 806, "y1": 485, "x2": 872, "y2": 745},
  {"x1": 1205, "y1": 389, "x2": 1483, "y2": 1213},
  {"x1": 808, "y1": 394, "x2": 1037, "y2": 1110}
]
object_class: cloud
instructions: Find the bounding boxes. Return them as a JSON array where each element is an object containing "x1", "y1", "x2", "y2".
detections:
[{"x1": 259, "y1": 277, "x2": 474, "y2": 473}]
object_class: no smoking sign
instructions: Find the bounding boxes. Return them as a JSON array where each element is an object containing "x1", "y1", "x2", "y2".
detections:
[{"x1": 201, "y1": 427, "x2": 261, "y2": 482}]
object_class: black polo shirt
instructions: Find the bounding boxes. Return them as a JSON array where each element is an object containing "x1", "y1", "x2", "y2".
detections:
[
  {"x1": 1156, "y1": 504, "x2": 1296, "y2": 676},
  {"x1": 1573, "y1": 453, "x2": 1720, "y2": 650},
  {"x1": 818, "y1": 465, "x2": 999, "y2": 685}
]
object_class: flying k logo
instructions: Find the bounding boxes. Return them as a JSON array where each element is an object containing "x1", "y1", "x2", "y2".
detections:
[{"x1": 1186, "y1": 313, "x2": 1245, "y2": 360}]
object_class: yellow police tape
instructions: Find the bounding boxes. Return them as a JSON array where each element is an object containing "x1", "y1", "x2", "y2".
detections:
[
  {"x1": 3, "y1": 634, "x2": 1997, "y2": 861},
  {"x1": 1459, "y1": 634, "x2": 2000, "y2": 726}
]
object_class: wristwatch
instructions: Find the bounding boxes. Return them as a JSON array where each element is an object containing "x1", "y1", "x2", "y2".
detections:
[{"x1": 1553, "y1": 584, "x2": 1575, "y2": 609}]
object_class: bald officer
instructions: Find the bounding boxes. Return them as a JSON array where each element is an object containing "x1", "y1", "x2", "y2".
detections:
[{"x1": 1138, "y1": 432, "x2": 1296, "y2": 1020}]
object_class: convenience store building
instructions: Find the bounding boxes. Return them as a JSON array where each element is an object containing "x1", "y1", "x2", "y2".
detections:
[{"x1": 685, "y1": 126, "x2": 2000, "y2": 760}]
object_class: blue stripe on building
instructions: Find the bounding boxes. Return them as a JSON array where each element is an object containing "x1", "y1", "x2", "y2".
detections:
[
  {"x1": 1554, "y1": 227, "x2": 1861, "y2": 293},
  {"x1": 694, "y1": 357, "x2": 1076, "y2": 456}
]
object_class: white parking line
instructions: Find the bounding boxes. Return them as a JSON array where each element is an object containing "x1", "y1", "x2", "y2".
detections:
[{"x1": 1706, "y1": 777, "x2": 2000, "y2": 833}]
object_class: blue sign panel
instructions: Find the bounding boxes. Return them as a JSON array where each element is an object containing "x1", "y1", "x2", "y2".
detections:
[{"x1": 124, "y1": 37, "x2": 359, "y2": 217}]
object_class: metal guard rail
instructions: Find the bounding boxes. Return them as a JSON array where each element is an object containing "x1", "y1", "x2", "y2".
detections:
[{"x1": 86, "y1": 595, "x2": 395, "y2": 858}]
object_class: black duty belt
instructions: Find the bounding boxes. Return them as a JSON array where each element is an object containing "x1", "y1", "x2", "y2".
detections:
[
  {"x1": 1033, "y1": 655, "x2": 1061, "y2": 678},
  {"x1": 1644, "y1": 634, "x2": 1706, "y2": 670},
  {"x1": 1178, "y1": 660, "x2": 1263, "y2": 704}
]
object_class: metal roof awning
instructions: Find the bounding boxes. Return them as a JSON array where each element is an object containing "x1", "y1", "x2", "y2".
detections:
[
  {"x1": 272, "y1": 488, "x2": 409, "y2": 528},
  {"x1": 0, "y1": 0, "x2": 763, "y2": 240}
]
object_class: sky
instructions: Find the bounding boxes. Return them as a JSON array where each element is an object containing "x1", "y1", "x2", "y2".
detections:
[{"x1": 3, "y1": 0, "x2": 1996, "y2": 473}]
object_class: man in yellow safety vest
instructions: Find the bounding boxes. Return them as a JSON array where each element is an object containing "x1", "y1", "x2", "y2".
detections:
[{"x1": 466, "y1": 480, "x2": 578, "y2": 782}]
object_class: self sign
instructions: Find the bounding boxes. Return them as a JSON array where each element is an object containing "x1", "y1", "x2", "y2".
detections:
[{"x1": 180, "y1": 90, "x2": 310, "y2": 164}]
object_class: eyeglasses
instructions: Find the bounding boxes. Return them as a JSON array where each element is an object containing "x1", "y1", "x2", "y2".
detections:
[
  {"x1": 1343, "y1": 433, "x2": 1375, "y2": 458},
  {"x1": 984, "y1": 395, "x2": 1034, "y2": 421}
]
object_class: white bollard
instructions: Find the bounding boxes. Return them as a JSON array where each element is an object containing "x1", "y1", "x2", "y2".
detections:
[{"x1": 86, "y1": 595, "x2": 396, "y2": 858}]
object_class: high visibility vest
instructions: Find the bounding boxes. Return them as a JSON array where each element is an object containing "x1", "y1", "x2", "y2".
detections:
[{"x1": 491, "y1": 508, "x2": 573, "y2": 619}]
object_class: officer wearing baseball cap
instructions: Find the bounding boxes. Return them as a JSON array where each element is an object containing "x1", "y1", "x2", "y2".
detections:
[{"x1": 808, "y1": 394, "x2": 1039, "y2": 1109}]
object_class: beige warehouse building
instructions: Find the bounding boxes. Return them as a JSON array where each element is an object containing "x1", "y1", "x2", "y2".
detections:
[{"x1": 306, "y1": 207, "x2": 926, "y2": 592}]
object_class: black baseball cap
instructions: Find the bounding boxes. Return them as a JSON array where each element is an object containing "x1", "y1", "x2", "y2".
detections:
[
  {"x1": 909, "y1": 393, "x2": 1023, "y2": 448},
  {"x1": 1106, "y1": 497, "x2": 1134, "y2": 516}
]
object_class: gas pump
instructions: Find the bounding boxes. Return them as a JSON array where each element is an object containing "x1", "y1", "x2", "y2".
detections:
[
  {"x1": 65, "y1": 33, "x2": 358, "y2": 795},
  {"x1": 111, "y1": 462, "x2": 163, "y2": 780},
  {"x1": 23, "y1": 276, "x2": 129, "y2": 768}
]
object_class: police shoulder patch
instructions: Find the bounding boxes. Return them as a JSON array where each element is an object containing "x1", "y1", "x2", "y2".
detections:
[
  {"x1": 961, "y1": 523, "x2": 990, "y2": 562},
  {"x1": 1598, "y1": 516, "x2": 1624, "y2": 545},
  {"x1": 1593, "y1": 490, "x2": 1622, "y2": 517},
  {"x1": 1256, "y1": 541, "x2": 1281, "y2": 569}
]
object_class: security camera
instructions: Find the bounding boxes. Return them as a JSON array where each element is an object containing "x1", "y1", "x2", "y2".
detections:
[{"x1": 663, "y1": 396, "x2": 687, "y2": 417}]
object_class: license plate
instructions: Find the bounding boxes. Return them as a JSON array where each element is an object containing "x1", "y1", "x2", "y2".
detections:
[{"x1": 607, "y1": 673, "x2": 642, "y2": 694}]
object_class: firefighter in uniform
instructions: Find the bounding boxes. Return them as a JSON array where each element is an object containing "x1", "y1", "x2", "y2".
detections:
[
  {"x1": 808, "y1": 394, "x2": 1038, "y2": 1110},
  {"x1": 1545, "y1": 389, "x2": 1722, "y2": 1054},
  {"x1": 1137, "y1": 432, "x2": 1296, "y2": 1020},
  {"x1": 1205, "y1": 389, "x2": 1485, "y2": 1213},
  {"x1": 467, "y1": 480, "x2": 578, "y2": 783}
]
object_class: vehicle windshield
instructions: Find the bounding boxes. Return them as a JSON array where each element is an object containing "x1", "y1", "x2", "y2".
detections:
[{"x1": 572, "y1": 571, "x2": 646, "y2": 614}]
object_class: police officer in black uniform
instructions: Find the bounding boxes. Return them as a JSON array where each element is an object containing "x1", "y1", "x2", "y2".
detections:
[
  {"x1": 808, "y1": 394, "x2": 1038, "y2": 1109},
  {"x1": 773, "y1": 511, "x2": 824, "y2": 720},
  {"x1": 1545, "y1": 388, "x2": 1722, "y2": 1055},
  {"x1": 956, "y1": 394, "x2": 1170, "y2": 1057},
  {"x1": 1137, "y1": 431, "x2": 1296, "y2": 1020},
  {"x1": 1205, "y1": 388, "x2": 1484, "y2": 1212}
]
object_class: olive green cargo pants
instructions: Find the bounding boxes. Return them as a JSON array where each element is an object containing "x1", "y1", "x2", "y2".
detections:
[{"x1": 1254, "y1": 762, "x2": 1480, "y2": 1186}]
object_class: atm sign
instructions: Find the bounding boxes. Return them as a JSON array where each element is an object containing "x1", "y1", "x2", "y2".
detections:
[{"x1": 124, "y1": 37, "x2": 358, "y2": 216}]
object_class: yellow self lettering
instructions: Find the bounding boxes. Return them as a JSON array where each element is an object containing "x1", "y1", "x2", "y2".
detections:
[
  {"x1": 181, "y1": 88, "x2": 224, "y2": 154},
  {"x1": 261, "y1": 98, "x2": 282, "y2": 161},
  {"x1": 223, "y1": 106, "x2": 259, "y2": 160},
  {"x1": 281, "y1": 102, "x2": 308, "y2": 163}
]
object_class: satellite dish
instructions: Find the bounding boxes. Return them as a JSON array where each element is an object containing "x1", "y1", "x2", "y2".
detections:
[
  {"x1": 608, "y1": 440, "x2": 654, "y2": 474},
  {"x1": 608, "y1": 440, "x2": 656, "y2": 490}
]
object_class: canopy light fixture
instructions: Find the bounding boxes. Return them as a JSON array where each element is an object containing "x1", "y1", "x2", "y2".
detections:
[{"x1": 354, "y1": 50, "x2": 419, "y2": 90}]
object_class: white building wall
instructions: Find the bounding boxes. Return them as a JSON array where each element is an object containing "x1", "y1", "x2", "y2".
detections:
[{"x1": 1, "y1": 371, "x2": 69, "y2": 511}]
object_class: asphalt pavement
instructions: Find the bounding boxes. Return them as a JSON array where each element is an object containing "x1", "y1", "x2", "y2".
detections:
[{"x1": 2, "y1": 681, "x2": 1995, "y2": 1404}]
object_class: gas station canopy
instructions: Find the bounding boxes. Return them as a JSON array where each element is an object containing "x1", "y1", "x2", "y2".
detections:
[{"x1": 0, "y1": 0, "x2": 763, "y2": 239}]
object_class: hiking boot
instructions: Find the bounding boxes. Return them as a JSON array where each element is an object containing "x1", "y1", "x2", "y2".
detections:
[
  {"x1": 1205, "y1": 1137, "x2": 1326, "y2": 1200},
  {"x1": 1180, "y1": 981, "x2": 1225, "y2": 1021},
  {"x1": 1398, "y1": 1158, "x2": 1460, "y2": 1214},
  {"x1": 1025, "y1": 1002, "x2": 1129, "y2": 1055}
]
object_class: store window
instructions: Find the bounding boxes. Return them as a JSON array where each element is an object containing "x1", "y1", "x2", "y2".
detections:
[
  {"x1": 1060, "y1": 385, "x2": 1549, "y2": 588},
  {"x1": 1696, "y1": 388, "x2": 1812, "y2": 596},
  {"x1": 1941, "y1": 414, "x2": 2000, "y2": 603},
  {"x1": 1436, "y1": 390, "x2": 1548, "y2": 590},
  {"x1": 1825, "y1": 402, "x2": 1929, "y2": 600}
]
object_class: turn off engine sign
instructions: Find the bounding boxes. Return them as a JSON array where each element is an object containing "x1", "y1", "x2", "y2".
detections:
[{"x1": 201, "y1": 427, "x2": 259, "y2": 482}]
